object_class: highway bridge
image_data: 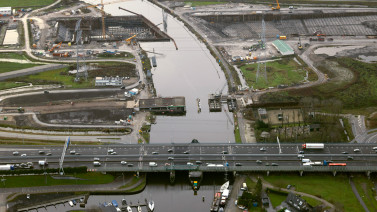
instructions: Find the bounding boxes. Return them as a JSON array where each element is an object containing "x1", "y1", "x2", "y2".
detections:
[{"x1": 1, "y1": 143, "x2": 377, "y2": 175}]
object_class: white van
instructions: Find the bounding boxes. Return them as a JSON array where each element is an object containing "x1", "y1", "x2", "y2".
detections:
[
  {"x1": 149, "y1": 162, "x2": 157, "y2": 167},
  {"x1": 241, "y1": 183, "x2": 247, "y2": 191},
  {"x1": 302, "y1": 159, "x2": 311, "y2": 163}
]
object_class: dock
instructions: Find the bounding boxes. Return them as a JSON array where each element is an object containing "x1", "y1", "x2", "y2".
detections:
[
  {"x1": 17, "y1": 195, "x2": 87, "y2": 212},
  {"x1": 208, "y1": 94, "x2": 221, "y2": 112}
]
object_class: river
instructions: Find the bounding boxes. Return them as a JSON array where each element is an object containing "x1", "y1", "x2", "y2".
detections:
[{"x1": 93, "y1": 0, "x2": 235, "y2": 143}]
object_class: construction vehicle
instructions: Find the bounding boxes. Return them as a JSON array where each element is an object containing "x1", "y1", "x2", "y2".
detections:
[
  {"x1": 298, "y1": 37, "x2": 303, "y2": 50},
  {"x1": 125, "y1": 34, "x2": 137, "y2": 45},
  {"x1": 48, "y1": 42, "x2": 62, "y2": 52},
  {"x1": 271, "y1": 0, "x2": 280, "y2": 10},
  {"x1": 279, "y1": 35, "x2": 287, "y2": 40}
]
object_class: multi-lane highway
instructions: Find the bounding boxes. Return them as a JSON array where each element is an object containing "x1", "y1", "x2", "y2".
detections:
[{"x1": 1, "y1": 143, "x2": 377, "y2": 172}]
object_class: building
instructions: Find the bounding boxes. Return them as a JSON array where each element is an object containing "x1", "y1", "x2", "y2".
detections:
[
  {"x1": 272, "y1": 39, "x2": 294, "y2": 56},
  {"x1": 0, "y1": 7, "x2": 11, "y2": 16},
  {"x1": 95, "y1": 76, "x2": 122, "y2": 86},
  {"x1": 139, "y1": 97, "x2": 186, "y2": 113},
  {"x1": 286, "y1": 193, "x2": 312, "y2": 211},
  {"x1": 257, "y1": 108, "x2": 267, "y2": 119}
]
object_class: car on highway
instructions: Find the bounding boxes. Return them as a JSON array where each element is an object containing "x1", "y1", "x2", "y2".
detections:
[
  {"x1": 168, "y1": 157, "x2": 174, "y2": 160},
  {"x1": 187, "y1": 162, "x2": 194, "y2": 166},
  {"x1": 347, "y1": 156, "x2": 354, "y2": 160},
  {"x1": 183, "y1": 151, "x2": 190, "y2": 154},
  {"x1": 121, "y1": 161, "x2": 127, "y2": 165},
  {"x1": 108, "y1": 149, "x2": 114, "y2": 153},
  {"x1": 265, "y1": 163, "x2": 270, "y2": 166},
  {"x1": 235, "y1": 163, "x2": 242, "y2": 166},
  {"x1": 354, "y1": 149, "x2": 360, "y2": 152},
  {"x1": 110, "y1": 152, "x2": 117, "y2": 155},
  {"x1": 165, "y1": 163, "x2": 171, "y2": 166},
  {"x1": 152, "y1": 152, "x2": 159, "y2": 155},
  {"x1": 298, "y1": 151, "x2": 304, "y2": 154},
  {"x1": 297, "y1": 154, "x2": 304, "y2": 158},
  {"x1": 149, "y1": 162, "x2": 158, "y2": 167},
  {"x1": 168, "y1": 149, "x2": 173, "y2": 153},
  {"x1": 260, "y1": 147, "x2": 266, "y2": 151},
  {"x1": 342, "y1": 151, "x2": 348, "y2": 154},
  {"x1": 38, "y1": 151, "x2": 45, "y2": 154},
  {"x1": 46, "y1": 153, "x2": 52, "y2": 156},
  {"x1": 221, "y1": 151, "x2": 228, "y2": 154},
  {"x1": 75, "y1": 152, "x2": 81, "y2": 155},
  {"x1": 195, "y1": 161, "x2": 202, "y2": 164},
  {"x1": 13, "y1": 151, "x2": 19, "y2": 156},
  {"x1": 127, "y1": 163, "x2": 133, "y2": 167},
  {"x1": 271, "y1": 163, "x2": 279, "y2": 166},
  {"x1": 21, "y1": 154, "x2": 27, "y2": 157},
  {"x1": 69, "y1": 150, "x2": 76, "y2": 154},
  {"x1": 94, "y1": 158, "x2": 100, "y2": 161},
  {"x1": 256, "y1": 160, "x2": 262, "y2": 164}
]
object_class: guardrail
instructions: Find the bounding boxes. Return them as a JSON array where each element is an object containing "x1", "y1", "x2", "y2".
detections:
[{"x1": 95, "y1": 165, "x2": 377, "y2": 173}]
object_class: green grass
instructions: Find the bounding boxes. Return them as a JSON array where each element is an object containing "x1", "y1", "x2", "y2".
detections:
[
  {"x1": 0, "y1": 0, "x2": 56, "y2": 7},
  {"x1": 234, "y1": 114, "x2": 242, "y2": 143},
  {"x1": 0, "y1": 62, "x2": 42, "y2": 74},
  {"x1": 264, "y1": 174, "x2": 361, "y2": 211},
  {"x1": 240, "y1": 57, "x2": 315, "y2": 89},
  {"x1": 267, "y1": 190, "x2": 287, "y2": 208},
  {"x1": 274, "y1": 58, "x2": 377, "y2": 110},
  {"x1": 0, "y1": 52, "x2": 29, "y2": 60},
  {"x1": 0, "y1": 82, "x2": 28, "y2": 90},
  {"x1": 184, "y1": 1, "x2": 227, "y2": 6},
  {"x1": 302, "y1": 196, "x2": 321, "y2": 207},
  {"x1": 352, "y1": 175, "x2": 377, "y2": 212},
  {"x1": 0, "y1": 172, "x2": 114, "y2": 188}
]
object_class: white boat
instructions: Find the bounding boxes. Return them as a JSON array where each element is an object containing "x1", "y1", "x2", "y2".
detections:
[
  {"x1": 126, "y1": 206, "x2": 132, "y2": 212},
  {"x1": 148, "y1": 200, "x2": 155, "y2": 211},
  {"x1": 137, "y1": 206, "x2": 142, "y2": 212},
  {"x1": 220, "y1": 181, "x2": 229, "y2": 192}
]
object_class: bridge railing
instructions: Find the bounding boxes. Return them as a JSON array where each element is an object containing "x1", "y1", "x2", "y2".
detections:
[{"x1": 95, "y1": 165, "x2": 377, "y2": 172}]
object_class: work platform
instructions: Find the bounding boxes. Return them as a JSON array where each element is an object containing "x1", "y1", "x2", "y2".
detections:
[{"x1": 138, "y1": 96, "x2": 186, "y2": 114}]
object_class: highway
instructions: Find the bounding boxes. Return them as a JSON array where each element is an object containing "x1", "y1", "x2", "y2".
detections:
[{"x1": 1, "y1": 143, "x2": 377, "y2": 171}]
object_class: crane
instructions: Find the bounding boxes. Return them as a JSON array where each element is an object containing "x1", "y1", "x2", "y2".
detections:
[
  {"x1": 271, "y1": 0, "x2": 280, "y2": 10},
  {"x1": 49, "y1": 42, "x2": 62, "y2": 52}
]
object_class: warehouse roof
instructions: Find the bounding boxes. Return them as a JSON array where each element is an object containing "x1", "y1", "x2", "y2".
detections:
[{"x1": 272, "y1": 40, "x2": 294, "y2": 56}]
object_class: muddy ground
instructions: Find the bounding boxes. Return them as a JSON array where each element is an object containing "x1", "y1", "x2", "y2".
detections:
[{"x1": 37, "y1": 108, "x2": 134, "y2": 125}]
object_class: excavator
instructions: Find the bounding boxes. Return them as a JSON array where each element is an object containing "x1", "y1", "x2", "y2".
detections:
[
  {"x1": 48, "y1": 42, "x2": 62, "y2": 52},
  {"x1": 271, "y1": 0, "x2": 280, "y2": 10}
]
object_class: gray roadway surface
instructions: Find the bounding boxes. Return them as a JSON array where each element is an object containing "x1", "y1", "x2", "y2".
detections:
[{"x1": 2, "y1": 143, "x2": 377, "y2": 170}]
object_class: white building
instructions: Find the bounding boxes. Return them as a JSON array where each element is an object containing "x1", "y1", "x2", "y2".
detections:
[{"x1": 0, "y1": 7, "x2": 12, "y2": 16}]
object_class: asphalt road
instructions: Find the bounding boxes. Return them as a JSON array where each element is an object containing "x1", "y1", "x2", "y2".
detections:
[{"x1": 2, "y1": 143, "x2": 377, "y2": 170}]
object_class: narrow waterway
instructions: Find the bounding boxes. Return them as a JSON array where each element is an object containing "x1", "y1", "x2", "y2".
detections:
[{"x1": 97, "y1": 0, "x2": 235, "y2": 143}]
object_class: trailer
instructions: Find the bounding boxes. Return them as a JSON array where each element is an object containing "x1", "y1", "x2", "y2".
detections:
[
  {"x1": 302, "y1": 143, "x2": 324, "y2": 149},
  {"x1": 0, "y1": 165, "x2": 14, "y2": 170},
  {"x1": 39, "y1": 160, "x2": 48, "y2": 166}
]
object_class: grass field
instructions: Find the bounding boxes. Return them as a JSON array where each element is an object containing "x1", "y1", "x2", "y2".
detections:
[
  {"x1": 0, "y1": 0, "x2": 56, "y2": 7},
  {"x1": 0, "y1": 82, "x2": 28, "y2": 90},
  {"x1": 0, "y1": 62, "x2": 42, "y2": 74},
  {"x1": 264, "y1": 174, "x2": 361, "y2": 211},
  {"x1": 268, "y1": 191, "x2": 287, "y2": 208},
  {"x1": 352, "y1": 175, "x2": 377, "y2": 212},
  {"x1": 240, "y1": 57, "x2": 316, "y2": 89},
  {"x1": 1, "y1": 172, "x2": 114, "y2": 188},
  {"x1": 0, "y1": 52, "x2": 29, "y2": 60}
]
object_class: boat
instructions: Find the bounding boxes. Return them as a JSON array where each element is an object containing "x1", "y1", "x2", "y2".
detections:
[
  {"x1": 137, "y1": 205, "x2": 142, "y2": 212},
  {"x1": 122, "y1": 199, "x2": 127, "y2": 205},
  {"x1": 219, "y1": 181, "x2": 229, "y2": 193},
  {"x1": 68, "y1": 200, "x2": 74, "y2": 207},
  {"x1": 126, "y1": 206, "x2": 132, "y2": 212},
  {"x1": 111, "y1": 200, "x2": 119, "y2": 207},
  {"x1": 210, "y1": 192, "x2": 221, "y2": 212},
  {"x1": 219, "y1": 207, "x2": 224, "y2": 212},
  {"x1": 148, "y1": 200, "x2": 155, "y2": 211}
]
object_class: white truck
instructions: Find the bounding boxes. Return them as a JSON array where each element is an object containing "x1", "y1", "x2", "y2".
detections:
[
  {"x1": 93, "y1": 161, "x2": 101, "y2": 166},
  {"x1": 38, "y1": 160, "x2": 48, "y2": 166},
  {"x1": 0, "y1": 165, "x2": 14, "y2": 170},
  {"x1": 302, "y1": 143, "x2": 324, "y2": 150}
]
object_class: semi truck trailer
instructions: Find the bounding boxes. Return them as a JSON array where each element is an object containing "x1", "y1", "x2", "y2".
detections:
[{"x1": 302, "y1": 143, "x2": 324, "y2": 149}]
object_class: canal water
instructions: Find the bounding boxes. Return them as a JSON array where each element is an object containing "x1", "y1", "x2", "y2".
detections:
[
  {"x1": 94, "y1": 0, "x2": 235, "y2": 143},
  {"x1": 18, "y1": 172, "x2": 233, "y2": 212}
]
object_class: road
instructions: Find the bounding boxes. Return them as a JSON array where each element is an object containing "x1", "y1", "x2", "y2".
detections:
[{"x1": 2, "y1": 143, "x2": 377, "y2": 170}]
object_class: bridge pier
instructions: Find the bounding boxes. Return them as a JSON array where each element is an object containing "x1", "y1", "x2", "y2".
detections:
[
  {"x1": 299, "y1": 171, "x2": 303, "y2": 176},
  {"x1": 266, "y1": 171, "x2": 270, "y2": 176},
  {"x1": 366, "y1": 171, "x2": 371, "y2": 179},
  {"x1": 170, "y1": 171, "x2": 175, "y2": 184},
  {"x1": 332, "y1": 171, "x2": 337, "y2": 177},
  {"x1": 233, "y1": 171, "x2": 237, "y2": 177}
]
